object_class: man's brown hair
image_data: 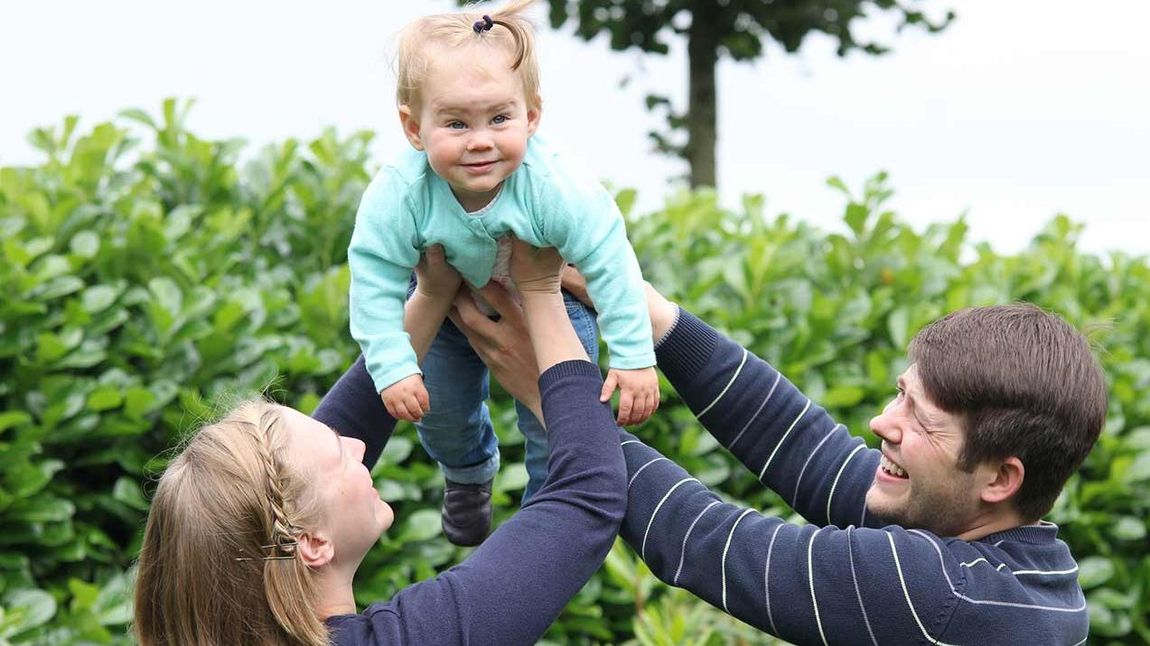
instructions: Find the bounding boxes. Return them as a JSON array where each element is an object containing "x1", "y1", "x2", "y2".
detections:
[{"x1": 909, "y1": 303, "x2": 1106, "y2": 521}]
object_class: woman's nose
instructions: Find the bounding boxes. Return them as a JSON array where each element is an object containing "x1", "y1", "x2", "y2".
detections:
[{"x1": 345, "y1": 436, "x2": 366, "y2": 461}]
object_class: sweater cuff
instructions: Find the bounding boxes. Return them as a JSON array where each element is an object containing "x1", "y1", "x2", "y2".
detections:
[
  {"x1": 654, "y1": 309, "x2": 721, "y2": 383},
  {"x1": 539, "y1": 359, "x2": 602, "y2": 392},
  {"x1": 653, "y1": 304, "x2": 682, "y2": 349}
]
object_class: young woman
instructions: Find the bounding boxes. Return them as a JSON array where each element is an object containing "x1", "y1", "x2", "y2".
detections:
[{"x1": 132, "y1": 240, "x2": 627, "y2": 645}]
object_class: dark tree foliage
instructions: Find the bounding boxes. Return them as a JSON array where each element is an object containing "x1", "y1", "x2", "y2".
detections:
[{"x1": 534, "y1": 0, "x2": 953, "y2": 188}]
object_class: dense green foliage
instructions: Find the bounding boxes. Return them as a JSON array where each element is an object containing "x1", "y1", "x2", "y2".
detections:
[{"x1": 1, "y1": 102, "x2": 1147, "y2": 644}]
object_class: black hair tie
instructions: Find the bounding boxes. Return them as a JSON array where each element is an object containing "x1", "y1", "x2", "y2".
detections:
[{"x1": 473, "y1": 14, "x2": 494, "y2": 33}]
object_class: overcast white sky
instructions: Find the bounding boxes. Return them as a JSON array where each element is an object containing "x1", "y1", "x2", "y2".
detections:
[{"x1": 2, "y1": 0, "x2": 1147, "y2": 255}]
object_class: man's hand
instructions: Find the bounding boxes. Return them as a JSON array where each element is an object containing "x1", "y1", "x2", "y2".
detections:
[
  {"x1": 560, "y1": 266, "x2": 678, "y2": 343},
  {"x1": 414, "y1": 244, "x2": 461, "y2": 300},
  {"x1": 560, "y1": 263, "x2": 593, "y2": 309},
  {"x1": 601, "y1": 366, "x2": 659, "y2": 426},
  {"x1": 381, "y1": 374, "x2": 430, "y2": 422}
]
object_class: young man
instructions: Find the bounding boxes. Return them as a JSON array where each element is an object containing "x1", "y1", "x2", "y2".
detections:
[{"x1": 450, "y1": 278, "x2": 1105, "y2": 645}]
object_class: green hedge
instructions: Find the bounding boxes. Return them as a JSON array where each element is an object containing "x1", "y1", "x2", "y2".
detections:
[{"x1": 0, "y1": 101, "x2": 1146, "y2": 645}]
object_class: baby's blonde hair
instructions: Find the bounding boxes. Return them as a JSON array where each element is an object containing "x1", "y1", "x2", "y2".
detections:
[
  {"x1": 133, "y1": 400, "x2": 330, "y2": 646},
  {"x1": 396, "y1": 0, "x2": 541, "y2": 112}
]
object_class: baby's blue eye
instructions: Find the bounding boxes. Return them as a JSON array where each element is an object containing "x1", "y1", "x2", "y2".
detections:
[
  {"x1": 492, "y1": 114, "x2": 509, "y2": 125},
  {"x1": 448, "y1": 121, "x2": 466, "y2": 129}
]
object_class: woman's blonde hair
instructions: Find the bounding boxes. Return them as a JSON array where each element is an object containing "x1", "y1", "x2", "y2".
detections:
[
  {"x1": 133, "y1": 400, "x2": 330, "y2": 645},
  {"x1": 396, "y1": 0, "x2": 541, "y2": 112}
]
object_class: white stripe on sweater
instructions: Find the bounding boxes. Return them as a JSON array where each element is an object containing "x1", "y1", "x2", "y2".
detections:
[
  {"x1": 764, "y1": 523, "x2": 785, "y2": 636},
  {"x1": 826, "y1": 443, "x2": 866, "y2": 524},
  {"x1": 908, "y1": 530, "x2": 1087, "y2": 612},
  {"x1": 628, "y1": 457, "x2": 669, "y2": 490},
  {"x1": 641, "y1": 478, "x2": 698, "y2": 560},
  {"x1": 960, "y1": 557, "x2": 1078, "y2": 577},
  {"x1": 758, "y1": 399, "x2": 812, "y2": 481},
  {"x1": 697, "y1": 348, "x2": 748, "y2": 418},
  {"x1": 1013, "y1": 566, "x2": 1079, "y2": 576},
  {"x1": 722, "y1": 509, "x2": 757, "y2": 613},
  {"x1": 886, "y1": 532, "x2": 961, "y2": 645},
  {"x1": 675, "y1": 501, "x2": 721, "y2": 584},
  {"x1": 792, "y1": 423, "x2": 841, "y2": 503},
  {"x1": 808, "y1": 528, "x2": 829, "y2": 646},
  {"x1": 846, "y1": 527, "x2": 880, "y2": 646},
  {"x1": 727, "y1": 370, "x2": 781, "y2": 450}
]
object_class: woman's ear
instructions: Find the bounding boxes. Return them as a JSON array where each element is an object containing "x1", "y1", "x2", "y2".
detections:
[
  {"x1": 399, "y1": 105, "x2": 424, "y2": 150},
  {"x1": 296, "y1": 531, "x2": 335, "y2": 568}
]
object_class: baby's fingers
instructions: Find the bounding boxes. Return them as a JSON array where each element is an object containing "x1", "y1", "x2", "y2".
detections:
[
  {"x1": 415, "y1": 383, "x2": 431, "y2": 413},
  {"x1": 617, "y1": 389, "x2": 635, "y2": 426},
  {"x1": 600, "y1": 371, "x2": 618, "y2": 404},
  {"x1": 383, "y1": 399, "x2": 400, "y2": 421},
  {"x1": 405, "y1": 394, "x2": 426, "y2": 422}
]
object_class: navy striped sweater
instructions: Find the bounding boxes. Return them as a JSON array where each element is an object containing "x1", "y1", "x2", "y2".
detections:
[{"x1": 620, "y1": 308, "x2": 1088, "y2": 645}]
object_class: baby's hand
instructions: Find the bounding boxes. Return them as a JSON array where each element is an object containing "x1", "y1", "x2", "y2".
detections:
[
  {"x1": 600, "y1": 367, "x2": 659, "y2": 426},
  {"x1": 382, "y1": 374, "x2": 430, "y2": 422}
]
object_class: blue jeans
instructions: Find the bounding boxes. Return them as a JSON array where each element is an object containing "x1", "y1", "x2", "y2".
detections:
[{"x1": 416, "y1": 291, "x2": 600, "y2": 502}]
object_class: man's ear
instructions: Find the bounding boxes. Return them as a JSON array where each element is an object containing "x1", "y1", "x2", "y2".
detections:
[
  {"x1": 296, "y1": 530, "x2": 334, "y2": 568},
  {"x1": 526, "y1": 99, "x2": 542, "y2": 137},
  {"x1": 399, "y1": 105, "x2": 424, "y2": 150},
  {"x1": 979, "y1": 456, "x2": 1024, "y2": 506}
]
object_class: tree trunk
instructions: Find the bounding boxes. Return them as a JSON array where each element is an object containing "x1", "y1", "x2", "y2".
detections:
[{"x1": 686, "y1": 0, "x2": 719, "y2": 189}]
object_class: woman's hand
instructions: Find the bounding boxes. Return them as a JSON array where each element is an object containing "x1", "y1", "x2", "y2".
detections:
[
  {"x1": 509, "y1": 239, "x2": 564, "y2": 296},
  {"x1": 414, "y1": 245, "x2": 461, "y2": 300},
  {"x1": 450, "y1": 284, "x2": 544, "y2": 420},
  {"x1": 406, "y1": 245, "x2": 463, "y2": 362}
]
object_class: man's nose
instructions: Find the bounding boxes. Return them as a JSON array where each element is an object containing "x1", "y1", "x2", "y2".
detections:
[{"x1": 869, "y1": 409, "x2": 901, "y2": 444}]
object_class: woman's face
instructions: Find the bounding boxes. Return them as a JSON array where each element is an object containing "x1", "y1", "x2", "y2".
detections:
[{"x1": 281, "y1": 407, "x2": 393, "y2": 566}]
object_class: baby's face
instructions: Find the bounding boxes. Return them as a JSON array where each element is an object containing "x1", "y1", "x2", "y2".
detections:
[{"x1": 407, "y1": 46, "x2": 540, "y2": 212}]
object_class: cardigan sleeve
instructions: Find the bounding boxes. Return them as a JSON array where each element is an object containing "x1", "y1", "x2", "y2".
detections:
[
  {"x1": 526, "y1": 152, "x2": 654, "y2": 371},
  {"x1": 348, "y1": 170, "x2": 424, "y2": 393}
]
